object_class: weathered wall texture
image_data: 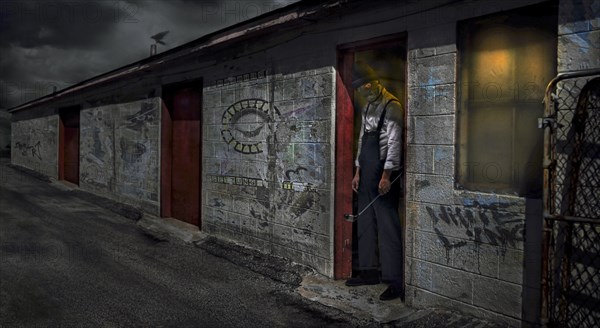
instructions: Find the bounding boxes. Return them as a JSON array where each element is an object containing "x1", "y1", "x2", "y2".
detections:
[
  {"x1": 11, "y1": 115, "x2": 58, "y2": 178},
  {"x1": 8, "y1": 0, "x2": 594, "y2": 324},
  {"x1": 80, "y1": 98, "x2": 161, "y2": 215},
  {"x1": 202, "y1": 67, "x2": 335, "y2": 276},
  {"x1": 404, "y1": 33, "x2": 527, "y2": 327},
  {"x1": 557, "y1": 0, "x2": 600, "y2": 73},
  {"x1": 400, "y1": 0, "x2": 598, "y2": 326},
  {"x1": 0, "y1": 110, "x2": 11, "y2": 156}
]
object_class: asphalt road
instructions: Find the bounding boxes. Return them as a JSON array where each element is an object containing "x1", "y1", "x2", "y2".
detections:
[{"x1": 0, "y1": 159, "x2": 365, "y2": 328}]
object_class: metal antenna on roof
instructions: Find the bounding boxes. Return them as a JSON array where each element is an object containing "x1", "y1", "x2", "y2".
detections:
[{"x1": 150, "y1": 31, "x2": 169, "y2": 56}]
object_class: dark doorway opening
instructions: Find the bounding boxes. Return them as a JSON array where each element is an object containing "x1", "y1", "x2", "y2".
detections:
[
  {"x1": 335, "y1": 34, "x2": 407, "y2": 279},
  {"x1": 161, "y1": 80, "x2": 203, "y2": 227},
  {"x1": 59, "y1": 106, "x2": 81, "y2": 185}
]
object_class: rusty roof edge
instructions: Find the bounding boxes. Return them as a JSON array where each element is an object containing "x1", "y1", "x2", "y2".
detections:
[{"x1": 8, "y1": 0, "x2": 346, "y2": 113}]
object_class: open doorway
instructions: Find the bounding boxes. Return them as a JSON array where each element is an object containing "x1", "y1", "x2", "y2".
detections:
[
  {"x1": 59, "y1": 106, "x2": 81, "y2": 185},
  {"x1": 335, "y1": 34, "x2": 407, "y2": 280},
  {"x1": 161, "y1": 80, "x2": 203, "y2": 227}
]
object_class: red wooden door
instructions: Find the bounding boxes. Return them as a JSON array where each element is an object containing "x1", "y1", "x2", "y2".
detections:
[
  {"x1": 170, "y1": 86, "x2": 201, "y2": 226},
  {"x1": 335, "y1": 52, "x2": 355, "y2": 279},
  {"x1": 61, "y1": 109, "x2": 80, "y2": 185}
]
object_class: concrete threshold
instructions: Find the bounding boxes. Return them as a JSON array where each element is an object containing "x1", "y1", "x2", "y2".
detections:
[
  {"x1": 137, "y1": 215, "x2": 207, "y2": 244},
  {"x1": 298, "y1": 274, "x2": 425, "y2": 324}
]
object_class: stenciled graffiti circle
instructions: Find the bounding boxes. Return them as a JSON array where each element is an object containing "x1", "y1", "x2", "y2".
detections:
[{"x1": 221, "y1": 98, "x2": 278, "y2": 154}]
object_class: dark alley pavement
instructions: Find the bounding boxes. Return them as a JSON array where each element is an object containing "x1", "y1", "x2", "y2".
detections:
[
  {"x1": 0, "y1": 159, "x2": 366, "y2": 328},
  {"x1": 0, "y1": 158, "x2": 507, "y2": 327}
]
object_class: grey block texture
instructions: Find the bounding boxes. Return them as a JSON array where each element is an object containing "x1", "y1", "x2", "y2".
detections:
[{"x1": 202, "y1": 68, "x2": 335, "y2": 276}]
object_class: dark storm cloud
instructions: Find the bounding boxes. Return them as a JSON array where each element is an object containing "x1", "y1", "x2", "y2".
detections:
[
  {"x1": 0, "y1": 1, "x2": 135, "y2": 49},
  {"x1": 0, "y1": 0, "x2": 142, "y2": 109},
  {"x1": 0, "y1": 0, "x2": 299, "y2": 110}
]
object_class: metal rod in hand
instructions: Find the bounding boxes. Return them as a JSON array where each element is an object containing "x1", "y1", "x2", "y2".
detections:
[{"x1": 343, "y1": 173, "x2": 402, "y2": 222}]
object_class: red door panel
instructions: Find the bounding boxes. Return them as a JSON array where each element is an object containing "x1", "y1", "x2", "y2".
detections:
[
  {"x1": 335, "y1": 54, "x2": 355, "y2": 279},
  {"x1": 60, "y1": 109, "x2": 80, "y2": 185},
  {"x1": 170, "y1": 86, "x2": 201, "y2": 226},
  {"x1": 64, "y1": 126, "x2": 79, "y2": 184}
]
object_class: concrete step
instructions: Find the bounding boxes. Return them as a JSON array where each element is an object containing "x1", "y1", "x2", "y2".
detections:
[
  {"x1": 298, "y1": 274, "x2": 420, "y2": 323},
  {"x1": 137, "y1": 215, "x2": 207, "y2": 244}
]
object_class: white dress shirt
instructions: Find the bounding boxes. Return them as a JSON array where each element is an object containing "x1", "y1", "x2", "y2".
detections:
[{"x1": 355, "y1": 88, "x2": 403, "y2": 171}]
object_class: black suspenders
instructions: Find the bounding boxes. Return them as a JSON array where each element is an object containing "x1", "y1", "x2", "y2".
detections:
[{"x1": 365, "y1": 98, "x2": 400, "y2": 133}]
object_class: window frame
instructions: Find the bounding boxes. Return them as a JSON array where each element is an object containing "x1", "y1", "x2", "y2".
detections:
[{"x1": 455, "y1": 1, "x2": 558, "y2": 196}]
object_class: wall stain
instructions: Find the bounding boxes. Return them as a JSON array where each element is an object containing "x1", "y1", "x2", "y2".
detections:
[
  {"x1": 415, "y1": 179, "x2": 430, "y2": 190},
  {"x1": 210, "y1": 198, "x2": 225, "y2": 208},
  {"x1": 119, "y1": 139, "x2": 146, "y2": 163},
  {"x1": 290, "y1": 190, "x2": 317, "y2": 219}
]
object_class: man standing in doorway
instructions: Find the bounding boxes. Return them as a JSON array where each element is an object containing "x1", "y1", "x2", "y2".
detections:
[{"x1": 345, "y1": 60, "x2": 404, "y2": 301}]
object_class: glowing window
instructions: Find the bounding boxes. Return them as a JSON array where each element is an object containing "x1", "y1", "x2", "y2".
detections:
[{"x1": 457, "y1": 2, "x2": 557, "y2": 196}]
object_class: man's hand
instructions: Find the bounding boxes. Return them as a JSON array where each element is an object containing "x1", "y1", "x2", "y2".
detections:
[
  {"x1": 352, "y1": 170, "x2": 360, "y2": 193},
  {"x1": 378, "y1": 169, "x2": 392, "y2": 195}
]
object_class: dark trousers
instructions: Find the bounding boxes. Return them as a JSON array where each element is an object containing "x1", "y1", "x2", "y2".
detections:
[{"x1": 357, "y1": 162, "x2": 403, "y2": 282}]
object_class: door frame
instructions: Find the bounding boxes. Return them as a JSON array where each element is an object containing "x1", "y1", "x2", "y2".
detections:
[
  {"x1": 160, "y1": 79, "x2": 203, "y2": 226},
  {"x1": 335, "y1": 33, "x2": 408, "y2": 279},
  {"x1": 58, "y1": 105, "x2": 81, "y2": 184}
]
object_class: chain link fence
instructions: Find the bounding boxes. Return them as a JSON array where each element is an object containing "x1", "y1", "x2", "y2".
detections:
[{"x1": 543, "y1": 73, "x2": 600, "y2": 328}]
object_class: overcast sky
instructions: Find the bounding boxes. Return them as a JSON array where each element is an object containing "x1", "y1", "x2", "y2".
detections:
[{"x1": 0, "y1": 0, "x2": 300, "y2": 110}]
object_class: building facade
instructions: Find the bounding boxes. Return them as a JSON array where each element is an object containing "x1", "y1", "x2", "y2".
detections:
[{"x1": 9, "y1": 0, "x2": 599, "y2": 326}]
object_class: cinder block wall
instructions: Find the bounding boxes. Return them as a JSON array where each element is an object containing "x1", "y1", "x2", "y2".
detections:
[
  {"x1": 79, "y1": 97, "x2": 161, "y2": 215},
  {"x1": 404, "y1": 20, "x2": 528, "y2": 328},
  {"x1": 202, "y1": 67, "x2": 336, "y2": 276},
  {"x1": 11, "y1": 115, "x2": 59, "y2": 178},
  {"x1": 403, "y1": 0, "x2": 597, "y2": 325},
  {"x1": 558, "y1": 0, "x2": 600, "y2": 73}
]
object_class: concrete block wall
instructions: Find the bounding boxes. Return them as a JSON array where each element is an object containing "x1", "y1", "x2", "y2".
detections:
[
  {"x1": 79, "y1": 98, "x2": 161, "y2": 215},
  {"x1": 202, "y1": 67, "x2": 335, "y2": 276},
  {"x1": 11, "y1": 115, "x2": 59, "y2": 178},
  {"x1": 558, "y1": 0, "x2": 600, "y2": 73},
  {"x1": 404, "y1": 39, "x2": 527, "y2": 326}
]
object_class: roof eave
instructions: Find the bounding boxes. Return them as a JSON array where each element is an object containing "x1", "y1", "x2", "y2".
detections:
[{"x1": 8, "y1": 0, "x2": 345, "y2": 113}]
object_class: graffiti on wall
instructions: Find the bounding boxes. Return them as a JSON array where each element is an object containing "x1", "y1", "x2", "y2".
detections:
[
  {"x1": 11, "y1": 118, "x2": 58, "y2": 177},
  {"x1": 426, "y1": 205, "x2": 525, "y2": 253},
  {"x1": 14, "y1": 141, "x2": 42, "y2": 160},
  {"x1": 221, "y1": 98, "x2": 278, "y2": 154},
  {"x1": 80, "y1": 109, "x2": 114, "y2": 189},
  {"x1": 125, "y1": 102, "x2": 158, "y2": 132},
  {"x1": 116, "y1": 100, "x2": 159, "y2": 201},
  {"x1": 209, "y1": 174, "x2": 267, "y2": 187},
  {"x1": 215, "y1": 95, "x2": 325, "y2": 224}
]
